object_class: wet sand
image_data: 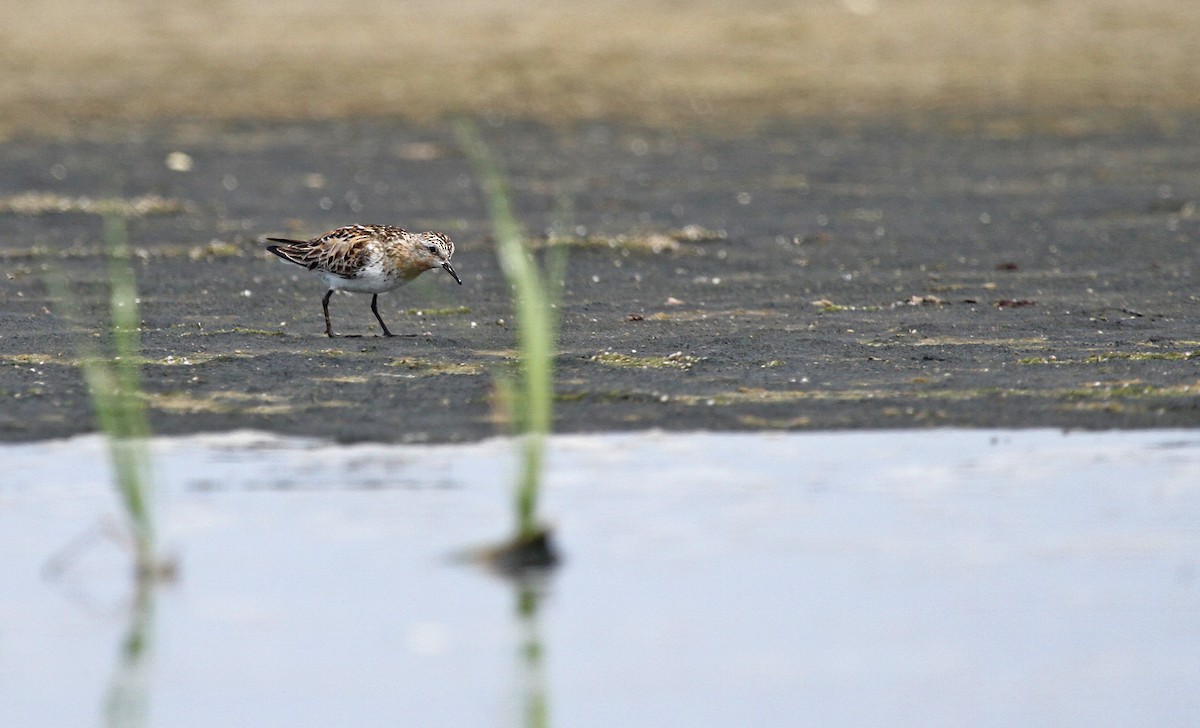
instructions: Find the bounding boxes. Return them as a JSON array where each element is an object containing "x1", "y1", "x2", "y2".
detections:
[{"x1": 1, "y1": 113, "x2": 1197, "y2": 442}]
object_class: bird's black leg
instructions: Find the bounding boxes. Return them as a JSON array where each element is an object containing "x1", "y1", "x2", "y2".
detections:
[
  {"x1": 322, "y1": 289, "x2": 335, "y2": 337},
  {"x1": 371, "y1": 294, "x2": 394, "y2": 337}
]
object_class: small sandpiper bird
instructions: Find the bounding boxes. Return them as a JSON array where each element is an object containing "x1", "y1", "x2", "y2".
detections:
[{"x1": 266, "y1": 224, "x2": 462, "y2": 337}]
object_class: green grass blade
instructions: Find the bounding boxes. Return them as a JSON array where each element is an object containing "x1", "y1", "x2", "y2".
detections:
[
  {"x1": 45, "y1": 214, "x2": 156, "y2": 573},
  {"x1": 454, "y1": 119, "x2": 557, "y2": 540}
]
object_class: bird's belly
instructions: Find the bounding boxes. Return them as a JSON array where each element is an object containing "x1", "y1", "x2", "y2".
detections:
[{"x1": 319, "y1": 261, "x2": 412, "y2": 293}]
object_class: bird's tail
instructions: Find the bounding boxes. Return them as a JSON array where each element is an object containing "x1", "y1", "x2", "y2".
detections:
[{"x1": 265, "y1": 238, "x2": 317, "y2": 269}]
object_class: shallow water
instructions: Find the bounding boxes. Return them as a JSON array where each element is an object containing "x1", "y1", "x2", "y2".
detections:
[{"x1": 2, "y1": 429, "x2": 1199, "y2": 727}]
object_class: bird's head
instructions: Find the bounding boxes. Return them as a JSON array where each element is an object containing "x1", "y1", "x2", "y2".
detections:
[{"x1": 416, "y1": 231, "x2": 461, "y2": 285}]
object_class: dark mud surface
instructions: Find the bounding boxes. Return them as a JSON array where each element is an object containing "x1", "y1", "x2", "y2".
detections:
[{"x1": 1, "y1": 113, "x2": 1198, "y2": 443}]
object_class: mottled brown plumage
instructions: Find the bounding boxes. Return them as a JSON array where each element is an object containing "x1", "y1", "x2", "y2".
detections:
[{"x1": 266, "y1": 224, "x2": 461, "y2": 337}]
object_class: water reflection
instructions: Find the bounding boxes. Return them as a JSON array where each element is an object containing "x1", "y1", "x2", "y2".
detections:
[
  {"x1": 4, "y1": 430, "x2": 1197, "y2": 726},
  {"x1": 104, "y1": 583, "x2": 156, "y2": 728},
  {"x1": 514, "y1": 577, "x2": 550, "y2": 728}
]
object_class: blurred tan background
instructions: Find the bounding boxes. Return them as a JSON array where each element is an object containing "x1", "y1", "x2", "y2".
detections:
[{"x1": 2, "y1": 0, "x2": 1199, "y2": 133}]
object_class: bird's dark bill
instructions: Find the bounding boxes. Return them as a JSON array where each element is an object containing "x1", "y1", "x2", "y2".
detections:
[{"x1": 442, "y1": 261, "x2": 463, "y2": 285}]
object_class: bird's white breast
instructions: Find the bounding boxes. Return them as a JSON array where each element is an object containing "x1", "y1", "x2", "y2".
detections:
[{"x1": 318, "y1": 254, "x2": 409, "y2": 293}]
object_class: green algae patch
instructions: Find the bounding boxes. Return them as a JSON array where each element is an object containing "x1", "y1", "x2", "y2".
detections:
[
  {"x1": 208, "y1": 327, "x2": 287, "y2": 337},
  {"x1": 544, "y1": 225, "x2": 726, "y2": 254},
  {"x1": 143, "y1": 390, "x2": 348, "y2": 415},
  {"x1": 400, "y1": 305, "x2": 472, "y2": 316},
  {"x1": 313, "y1": 375, "x2": 370, "y2": 384},
  {"x1": 3, "y1": 351, "x2": 258, "y2": 368},
  {"x1": 0, "y1": 192, "x2": 192, "y2": 217},
  {"x1": 1083, "y1": 351, "x2": 1199, "y2": 363},
  {"x1": 0, "y1": 352, "x2": 74, "y2": 365},
  {"x1": 809, "y1": 298, "x2": 885, "y2": 313},
  {"x1": 590, "y1": 351, "x2": 704, "y2": 370},
  {"x1": 1021, "y1": 350, "x2": 1199, "y2": 365},
  {"x1": 188, "y1": 240, "x2": 244, "y2": 259},
  {"x1": 1063, "y1": 380, "x2": 1200, "y2": 399},
  {"x1": 386, "y1": 357, "x2": 484, "y2": 375},
  {"x1": 644, "y1": 308, "x2": 777, "y2": 323},
  {"x1": 737, "y1": 414, "x2": 811, "y2": 428}
]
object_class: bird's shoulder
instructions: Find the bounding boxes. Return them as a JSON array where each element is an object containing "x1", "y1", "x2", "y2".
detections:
[
  {"x1": 319, "y1": 224, "x2": 412, "y2": 245},
  {"x1": 309, "y1": 226, "x2": 401, "y2": 277}
]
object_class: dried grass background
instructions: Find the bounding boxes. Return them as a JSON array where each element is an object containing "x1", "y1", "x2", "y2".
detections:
[{"x1": 3, "y1": 0, "x2": 1199, "y2": 133}]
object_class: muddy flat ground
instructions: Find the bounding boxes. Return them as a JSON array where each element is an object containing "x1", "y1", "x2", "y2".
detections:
[
  {"x1": 2, "y1": 113, "x2": 1198, "y2": 442},
  {"x1": 1, "y1": 1, "x2": 1198, "y2": 442}
]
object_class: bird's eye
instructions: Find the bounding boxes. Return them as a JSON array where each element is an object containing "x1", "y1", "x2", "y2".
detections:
[{"x1": 426, "y1": 245, "x2": 438, "y2": 254}]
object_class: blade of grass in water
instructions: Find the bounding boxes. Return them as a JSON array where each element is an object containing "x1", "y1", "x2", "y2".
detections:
[
  {"x1": 454, "y1": 119, "x2": 556, "y2": 542},
  {"x1": 517, "y1": 582, "x2": 549, "y2": 728},
  {"x1": 101, "y1": 215, "x2": 155, "y2": 571},
  {"x1": 105, "y1": 582, "x2": 155, "y2": 728},
  {"x1": 47, "y1": 214, "x2": 157, "y2": 575}
]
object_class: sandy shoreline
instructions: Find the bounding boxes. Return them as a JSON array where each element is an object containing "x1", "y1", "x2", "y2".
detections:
[{"x1": 2, "y1": 0, "x2": 1199, "y2": 134}]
